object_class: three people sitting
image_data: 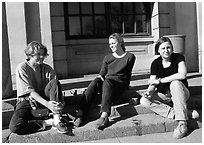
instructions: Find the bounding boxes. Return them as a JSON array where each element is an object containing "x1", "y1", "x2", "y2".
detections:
[{"x1": 9, "y1": 35, "x2": 198, "y2": 140}]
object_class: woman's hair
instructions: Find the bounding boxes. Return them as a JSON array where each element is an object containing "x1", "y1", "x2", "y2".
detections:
[
  {"x1": 155, "y1": 36, "x2": 173, "y2": 55},
  {"x1": 25, "y1": 41, "x2": 48, "y2": 59},
  {"x1": 109, "y1": 33, "x2": 126, "y2": 51}
]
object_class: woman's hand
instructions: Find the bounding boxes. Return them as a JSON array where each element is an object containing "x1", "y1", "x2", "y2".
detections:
[
  {"x1": 47, "y1": 101, "x2": 63, "y2": 114},
  {"x1": 148, "y1": 78, "x2": 161, "y2": 86},
  {"x1": 142, "y1": 91, "x2": 151, "y2": 99},
  {"x1": 57, "y1": 101, "x2": 65, "y2": 110},
  {"x1": 97, "y1": 75, "x2": 104, "y2": 81}
]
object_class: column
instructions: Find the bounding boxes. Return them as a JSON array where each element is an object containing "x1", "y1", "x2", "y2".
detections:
[{"x1": 5, "y1": 2, "x2": 27, "y2": 88}]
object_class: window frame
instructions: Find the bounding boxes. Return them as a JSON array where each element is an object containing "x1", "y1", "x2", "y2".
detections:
[{"x1": 64, "y1": 2, "x2": 152, "y2": 39}]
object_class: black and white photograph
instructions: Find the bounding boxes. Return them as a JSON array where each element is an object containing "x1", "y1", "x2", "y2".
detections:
[{"x1": 2, "y1": 1, "x2": 202, "y2": 143}]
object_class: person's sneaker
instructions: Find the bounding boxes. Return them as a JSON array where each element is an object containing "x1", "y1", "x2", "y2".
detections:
[
  {"x1": 95, "y1": 117, "x2": 109, "y2": 130},
  {"x1": 173, "y1": 122, "x2": 188, "y2": 139},
  {"x1": 73, "y1": 116, "x2": 83, "y2": 127},
  {"x1": 188, "y1": 110, "x2": 199, "y2": 119},
  {"x1": 52, "y1": 122, "x2": 68, "y2": 134}
]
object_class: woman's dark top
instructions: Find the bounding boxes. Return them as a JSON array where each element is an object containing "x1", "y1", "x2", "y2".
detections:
[
  {"x1": 99, "y1": 52, "x2": 136, "y2": 88},
  {"x1": 150, "y1": 53, "x2": 188, "y2": 93}
]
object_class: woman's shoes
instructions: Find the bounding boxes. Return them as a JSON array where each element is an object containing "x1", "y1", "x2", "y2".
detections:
[
  {"x1": 73, "y1": 109, "x2": 83, "y2": 127},
  {"x1": 73, "y1": 116, "x2": 83, "y2": 127},
  {"x1": 173, "y1": 121, "x2": 188, "y2": 139},
  {"x1": 52, "y1": 122, "x2": 69, "y2": 134},
  {"x1": 95, "y1": 117, "x2": 109, "y2": 130},
  {"x1": 188, "y1": 110, "x2": 199, "y2": 119}
]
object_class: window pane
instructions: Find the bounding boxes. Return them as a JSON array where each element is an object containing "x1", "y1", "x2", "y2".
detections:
[
  {"x1": 123, "y1": 3, "x2": 133, "y2": 14},
  {"x1": 81, "y1": 2, "x2": 92, "y2": 14},
  {"x1": 69, "y1": 17, "x2": 81, "y2": 35},
  {"x1": 95, "y1": 16, "x2": 106, "y2": 35},
  {"x1": 136, "y1": 15, "x2": 147, "y2": 33},
  {"x1": 135, "y1": 3, "x2": 145, "y2": 14},
  {"x1": 82, "y1": 16, "x2": 93, "y2": 35},
  {"x1": 64, "y1": 2, "x2": 151, "y2": 39},
  {"x1": 124, "y1": 15, "x2": 134, "y2": 33},
  {"x1": 94, "y1": 2, "x2": 105, "y2": 14},
  {"x1": 111, "y1": 3, "x2": 121, "y2": 14},
  {"x1": 68, "y1": 3, "x2": 79, "y2": 14},
  {"x1": 111, "y1": 15, "x2": 122, "y2": 33}
]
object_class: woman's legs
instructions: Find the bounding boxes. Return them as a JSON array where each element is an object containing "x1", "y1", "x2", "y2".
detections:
[
  {"x1": 170, "y1": 80, "x2": 189, "y2": 139},
  {"x1": 74, "y1": 78, "x2": 102, "y2": 127},
  {"x1": 9, "y1": 101, "x2": 42, "y2": 135},
  {"x1": 140, "y1": 80, "x2": 190, "y2": 139},
  {"x1": 44, "y1": 79, "x2": 68, "y2": 133},
  {"x1": 96, "y1": 79, "x2": 127, "y2": 129},
  {"x1": 170, "y1": 80, "x2": 189, "y2": 121},
  {"x1": 78, "y1": 78, "x2": 103, "y2": 114},
  {"x1": 140, "y1": 81, "x2": 190, "y2": 120},
  {"x1": 75, "y1": 78, "x2": 127, "y2": 128},
  {"x1": 140, "y1": 91, "x2": 175, "y2": 119},
  {"x1": 44, "y1": 79, "x2": 63, "y2": 102},
  {"x1": 100, "y1": 79, "x2": 116, "y2": 115}
]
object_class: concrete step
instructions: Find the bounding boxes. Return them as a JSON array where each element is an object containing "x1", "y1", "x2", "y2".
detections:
[
  {"x1": 2, "y1": 107, "x2": 202, "y2": 143},
  {"x1": 2, "y1": 91, "x2": 201, "y2": 130},
  {"x1": 2, "y1": 72, "x2": 202, "y2": 129},
  {"x1": 2, "y1": 72, "x2": 202, "y2": 142},
  {"x1": 5, "y1": 106, "x2": 202, "y2": 143}
]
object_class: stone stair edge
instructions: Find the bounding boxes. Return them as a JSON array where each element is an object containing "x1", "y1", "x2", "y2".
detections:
[
  {"x1": 2, "y1": 72, "x2": 202, "y2": 129},
  {"x1": 7, "y1": 114, "x2": 177, "y2": 143},
  {"x1": 7, "y1": 112, "x2": 202, "y2": 143}
]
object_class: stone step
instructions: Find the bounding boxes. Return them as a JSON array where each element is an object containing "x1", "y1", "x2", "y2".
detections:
[
  {"x1": 2, "y1": 93, "x2": 202, "y2": 130},
  {"x1": 6, "y1": 111, "x2": 202, "y2": 143},
  {"x1": 2, "y1": 73, "x2": 202, "y2": 134},
  {"x1": 2, "y1": 84, "x2": 202, "y2": 130}
]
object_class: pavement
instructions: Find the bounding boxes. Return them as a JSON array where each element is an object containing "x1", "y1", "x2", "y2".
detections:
[
  {"x1": 84, "y1": 128, "x2": 202, "y2": 143},
  {"x1": 2, "y1": 72, "x2": 202, "y2": 143}
]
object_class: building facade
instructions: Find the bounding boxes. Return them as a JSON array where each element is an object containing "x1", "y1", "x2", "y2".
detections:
[{"x1": 2, "y1": 2, "x2": 202, "y2": 98}]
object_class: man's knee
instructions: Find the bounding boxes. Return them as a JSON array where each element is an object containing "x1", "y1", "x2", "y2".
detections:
[{"x1": 140, "y1": 97, "x2": 151, "y2": 108}]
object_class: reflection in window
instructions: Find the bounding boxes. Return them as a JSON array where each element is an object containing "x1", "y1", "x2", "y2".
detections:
[
  {"x1": 111, "y1": 15, "x2": 122, "y2": 33},
  {"x1": 64, "y1": 2, "x2": 152, "y2": 39},
  {"x1": 135, "y1": 3, "x2": 145, "y2": 13},
  {"x1": 123, "y1": 3, "x2": 132, "y2": 13},
  {"x1": 94, "y1": 3, "x2": 105, "y2": 14},
  {"x1": 136, "y1": 15, "x2": 147, "y2": 33},
  {"x1": 124, "y1": 15, "x2": 134, "y2": 33},
  {"x1": 68, "y1": 3, "x2": 79, "y2": 14},
  {"x1": 82, "y1": 16, "x2": 93, "y2": 35},
  {"x1": 69, "y1": 17, "x2": 81, "y2": 35},
  {"x1": 81, "y1": 3, "x2": 92, "y2": 14},
  {"x1": 111, "y1": 2, "x2": 121, "y2": 14},
  {"x1": 95, "y1": 16, "x2": 106, "y2": 35}
]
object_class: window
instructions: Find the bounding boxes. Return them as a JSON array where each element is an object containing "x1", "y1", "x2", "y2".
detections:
[{"x1": 64, "y1": 2, "x2": 152, "y2": 39}]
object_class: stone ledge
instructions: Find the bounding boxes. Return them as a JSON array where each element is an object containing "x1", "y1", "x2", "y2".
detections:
[{"x1": 7, "y1": 113, "x2": 201, "y2": 143}]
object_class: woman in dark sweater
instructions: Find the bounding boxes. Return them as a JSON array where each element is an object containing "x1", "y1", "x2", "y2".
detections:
[
  {"x1": 140, "y1": 36, "x2": 199, "y2": 139},
  {"x1": 74, "y1": 33, "x2": 136, "y2": 129}
]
